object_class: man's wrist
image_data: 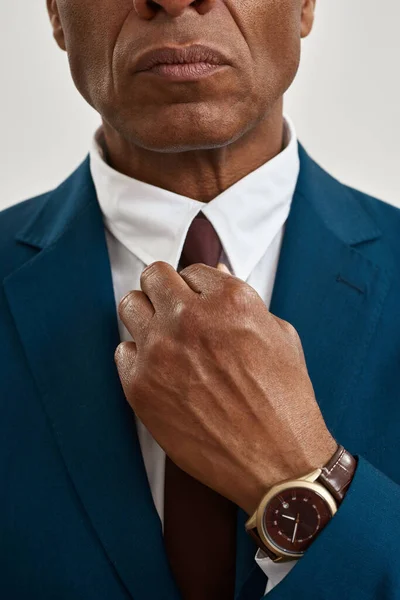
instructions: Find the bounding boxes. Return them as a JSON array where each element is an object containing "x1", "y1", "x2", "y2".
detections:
[
  {"x1": 239, "y1": 436, "x2": 339, "y2": 517},
  {"x1": 244, "y1": 444, "x2": 357, "y2": 562}
]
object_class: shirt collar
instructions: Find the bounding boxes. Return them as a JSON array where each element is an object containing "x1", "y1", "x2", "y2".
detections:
[{"x1": 89, "y1": 115, "x2": 300, "y2": 282}]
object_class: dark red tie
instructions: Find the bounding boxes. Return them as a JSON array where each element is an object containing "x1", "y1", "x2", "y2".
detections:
[{"x1": 163, "y1": 212, "x2": 237, "y2": 600}]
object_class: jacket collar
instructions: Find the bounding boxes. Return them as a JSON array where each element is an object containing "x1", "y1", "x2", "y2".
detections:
[
  {"x1": 15, "y1": 143, "x2": 381, "y2": 253},
  {"x1": 15, "y1": 155, "x2": 96, "y2": 250}
]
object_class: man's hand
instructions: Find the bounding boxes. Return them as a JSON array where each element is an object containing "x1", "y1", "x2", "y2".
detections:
[{"x1": 114, "y1": 261, "x2": 337, "y2": 516}]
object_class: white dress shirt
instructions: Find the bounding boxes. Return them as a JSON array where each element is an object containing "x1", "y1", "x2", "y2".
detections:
[{"x1": 89, "y1": 114, "x2": 300, "y2": 595}]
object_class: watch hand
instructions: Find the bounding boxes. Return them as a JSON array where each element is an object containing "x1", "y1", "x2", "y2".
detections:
[
  {"x1": 291, "y1": 513, "x2": 300, "y2": 543},
  {"x1": 282, "y1": 514, "x2": 296, "y2": 521}
]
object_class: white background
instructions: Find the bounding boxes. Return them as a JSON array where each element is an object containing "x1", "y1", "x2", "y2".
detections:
[{"x1": 0, "y1": 0, "x2": 399, "y2": 211}]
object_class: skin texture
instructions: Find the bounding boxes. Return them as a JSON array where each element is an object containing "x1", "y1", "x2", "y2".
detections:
[{"x1": 47, "y1": 0, "x2": 339, "y2": 515}]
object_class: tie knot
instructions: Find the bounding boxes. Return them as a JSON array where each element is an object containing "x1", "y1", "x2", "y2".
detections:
[{"x1": 179, "y1": 212, "x2": 222, "y2": 269}]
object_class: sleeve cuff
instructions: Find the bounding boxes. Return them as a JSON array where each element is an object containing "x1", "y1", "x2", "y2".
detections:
[{"x1": 255, "y1": 549, "x2": 296, "y2": 594}]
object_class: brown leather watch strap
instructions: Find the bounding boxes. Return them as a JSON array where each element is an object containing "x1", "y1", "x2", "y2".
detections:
[
  {"x1": 247, "y1": 528, "x2": 279, "y2": 561},
  {"x1": 317, "y1": 444, "x2": 357, "y2": 504}
]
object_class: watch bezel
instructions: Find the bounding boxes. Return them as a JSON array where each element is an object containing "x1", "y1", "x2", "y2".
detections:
[{"x1": 256, "y1": 479, "x2": 337, "y2": 560}]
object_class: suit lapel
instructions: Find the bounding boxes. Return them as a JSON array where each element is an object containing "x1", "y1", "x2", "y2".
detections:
[
  {"x1": 235, "y1": 143, "x2": 393, "y2": 599},
  {"x1": 3, "y1": 157, "x2": 181, "y2": 600}
]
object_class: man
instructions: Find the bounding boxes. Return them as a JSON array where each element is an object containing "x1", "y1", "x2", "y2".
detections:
[{"x1": 1, "y1": 0, "x2": 399, "y2": 598}]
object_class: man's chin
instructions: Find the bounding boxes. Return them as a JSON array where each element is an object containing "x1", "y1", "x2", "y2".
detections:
[
  {"x1": 123, "y1": 112, "x2": 246, "y2": 153},
  {"x1": 100, "y1": 99, "x2": 251, "y2": 153},
  {"x1": 129, "y1": 131, "x2": 236, "y2": 153}
]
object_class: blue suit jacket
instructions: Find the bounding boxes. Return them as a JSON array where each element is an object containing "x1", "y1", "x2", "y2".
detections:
[{"x1": 1, "y1": 144, "x2": 400, "y2": 600}]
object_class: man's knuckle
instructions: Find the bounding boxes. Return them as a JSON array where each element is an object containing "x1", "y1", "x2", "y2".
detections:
[
  {"x1": 141, "y1": 262, "x2": 159, "y2": 279},
  {"x1": 229, "y1": 283, "x2": 256, "y2": 308},
  {"x1": 282, "y1": 320, "x2": 300, "y2": 340},
  {"x1": 179, "y1": 263, "x2": 204, "y2": 278},
  {"x1": 141, "y1": 260, "x2": 172, "y2": 282},
  {"x1": 119, "y1": 290, "x2": 139, "y2": 315},
  {"x1": 114, "y1": 341, "x2": 128, "y2": 360},
  {"x1": 174, "y1": 299, "x2": 190, "y2": 320},
  {"x1": 174, "y1": 300, "x2": 200, "y2": 334}
]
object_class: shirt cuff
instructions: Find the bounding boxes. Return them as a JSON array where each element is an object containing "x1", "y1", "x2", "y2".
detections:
[{"x1": 255, "y1": 548, "x2": 297, "y2": 594}]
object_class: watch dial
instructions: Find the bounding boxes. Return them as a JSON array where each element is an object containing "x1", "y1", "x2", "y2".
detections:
[{"x1": 263, "y1": 487, "x2": 332, "y2": 555}]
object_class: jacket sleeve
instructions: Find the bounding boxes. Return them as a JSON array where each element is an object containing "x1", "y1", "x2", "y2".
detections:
[{"x1": 262, "y1": 456, "x2": 400, "y2": 600}]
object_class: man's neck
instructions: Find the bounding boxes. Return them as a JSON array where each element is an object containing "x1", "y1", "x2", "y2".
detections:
[{"x1": 100, "y1": 100, "x2": 285, "y2": 203}]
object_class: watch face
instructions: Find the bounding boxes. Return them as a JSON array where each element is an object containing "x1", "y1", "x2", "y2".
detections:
[{"x1": 263, "y1": 487, "x2": 333, "y2": 556}]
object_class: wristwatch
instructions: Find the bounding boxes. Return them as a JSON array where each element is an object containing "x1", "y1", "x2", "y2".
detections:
[{"x1": 245, "y1": 445, "x2": 357, "y2": 562}]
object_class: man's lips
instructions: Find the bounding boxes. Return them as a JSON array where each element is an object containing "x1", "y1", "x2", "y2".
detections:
[
  {"x1": 141, "y1": 62, "x2": 228, "y2": 82},
  {"x1": 133, "y1": 43, "x2": 232, "y2": 73}
]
